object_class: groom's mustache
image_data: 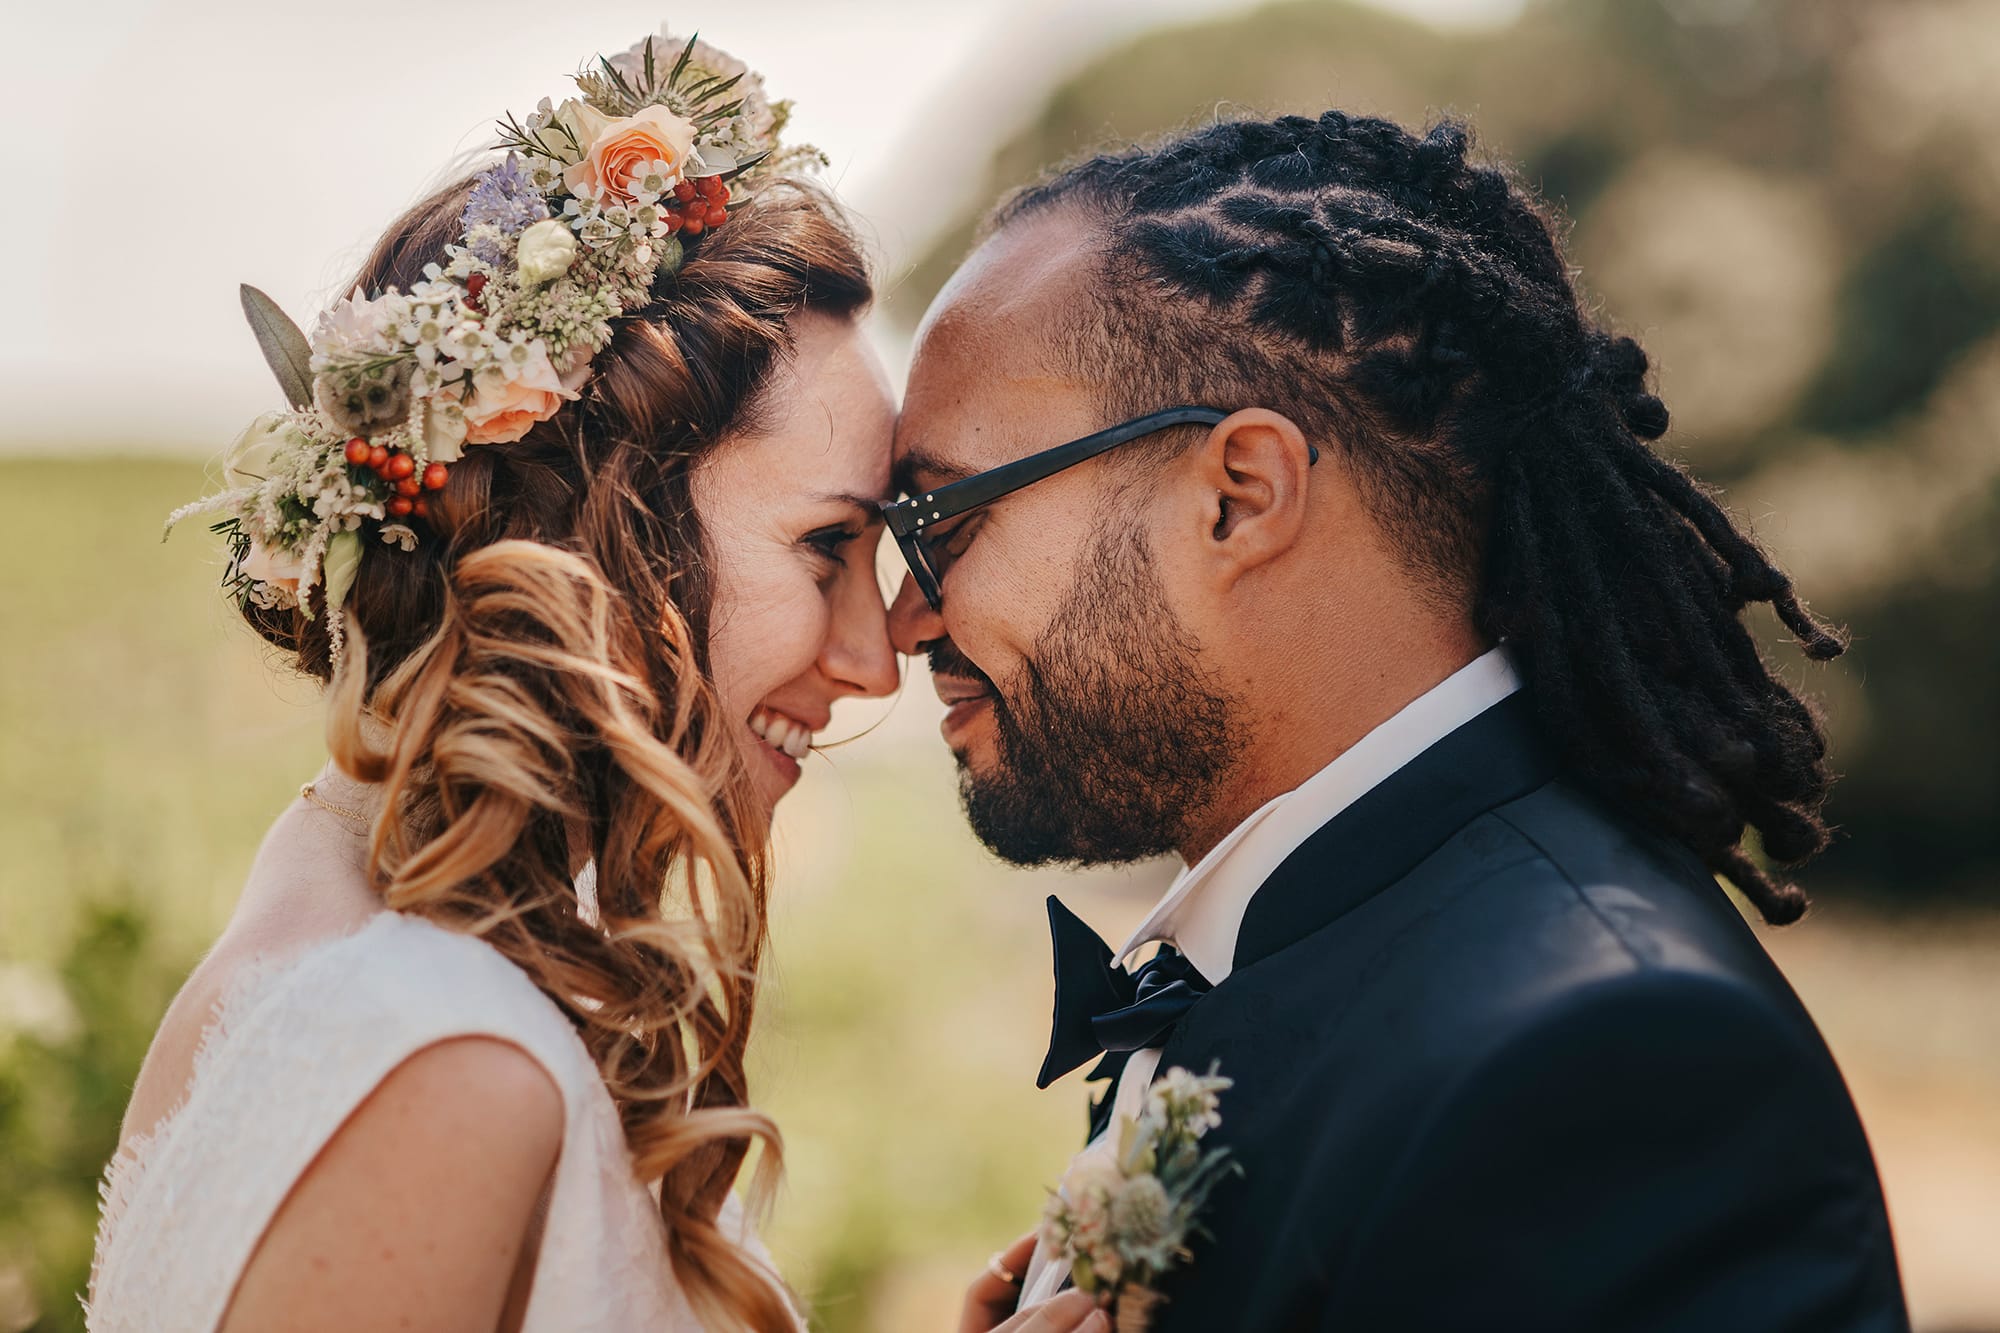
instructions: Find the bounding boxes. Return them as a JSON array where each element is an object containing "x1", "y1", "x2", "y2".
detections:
[{"x1": 926, "y1": 640, "x2": 997, "y2": 694}]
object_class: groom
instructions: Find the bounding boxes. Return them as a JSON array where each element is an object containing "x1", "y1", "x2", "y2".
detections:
[{"x1": 885, "y1": 112, "x2": 1908, "y2": 1331}]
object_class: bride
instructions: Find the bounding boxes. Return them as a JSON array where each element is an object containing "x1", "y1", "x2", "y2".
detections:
[{"x1": 88, "y1": 26, "x2": 1105, "y2": 1333}]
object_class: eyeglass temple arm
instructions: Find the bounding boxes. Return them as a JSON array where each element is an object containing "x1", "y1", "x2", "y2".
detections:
[{"x1": 887, "y1": 408, "x2": 1234, "y2": 534}]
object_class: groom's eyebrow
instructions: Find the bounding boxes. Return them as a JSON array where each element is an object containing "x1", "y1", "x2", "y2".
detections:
[{"x1": 894, "y1": 448, "x2": 976, "y2": 495}]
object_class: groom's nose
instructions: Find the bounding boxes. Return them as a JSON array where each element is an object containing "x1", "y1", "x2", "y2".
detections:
[{"x1": 888, "y1": 573, "x2": 944, "y2": 657}]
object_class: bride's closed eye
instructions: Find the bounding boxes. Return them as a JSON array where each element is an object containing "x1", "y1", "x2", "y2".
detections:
[{"x1": 801, "y1": 523, "x2": 866, "y2": 567}]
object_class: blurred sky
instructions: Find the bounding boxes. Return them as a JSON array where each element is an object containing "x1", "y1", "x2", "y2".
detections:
[{"x1": 0, "y1": 0, "x2": 1522, "y2": 454}]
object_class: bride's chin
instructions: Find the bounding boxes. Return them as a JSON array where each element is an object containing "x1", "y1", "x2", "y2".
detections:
[{"x1": 748, "y1": 736, "x2": 803, "y2": 807}]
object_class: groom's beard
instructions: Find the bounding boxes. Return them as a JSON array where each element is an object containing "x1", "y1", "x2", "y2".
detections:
[{"x1": 942, "y1": 529, "x2": 1240, "y2": 867}]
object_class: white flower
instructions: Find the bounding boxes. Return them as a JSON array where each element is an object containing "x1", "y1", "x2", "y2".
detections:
[
  {"x1": 516, "y1": 218, "x2": 578, "y2": 286},
  {"x1": 1061, "y1": 1146, "x2": 1126, "y2": 1210},
  {"x1": 627, "y1": 159, "x2": 678, "y2": 200},
  {"x1": 1147, "y1": 1066, "x2": 1230, "y2": 1135},
  {"x1": 497, "y1": 332, "x2": 552, "y2": 382},
  {"x1": 223, "y1": 411, "x2": 303, "y2": 489},
  {"x1": 379, "y1": 523, "x2": 419, "y2": 552},
  {"x1": 442, "y1": 321, "x2": 490, "y2": 363},
  {"x1": 416, "y1": 394, "x2": 468, "y2": 462},
  {"x1": 401, "y1": 308, "x2": 449, "y2": 349},
  {"x1": 526, "y1": 158, "x2": 564, "y2": 192},
  {"x1": 1038, "y1": 1191, "x2": 1072, "y2": 1250},
  {"x1": 311, "y1": 287, "x2": 395, "y2": 366}
]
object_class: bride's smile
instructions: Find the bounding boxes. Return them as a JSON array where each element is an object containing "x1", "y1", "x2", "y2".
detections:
[{"x1": 692, "y1": 310, "x2": 899, "y2": 811}]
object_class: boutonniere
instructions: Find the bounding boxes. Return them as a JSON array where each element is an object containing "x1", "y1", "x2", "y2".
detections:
[{"x1": 1039, "y1": 1064, "x2": 1242, "y2": 1332}]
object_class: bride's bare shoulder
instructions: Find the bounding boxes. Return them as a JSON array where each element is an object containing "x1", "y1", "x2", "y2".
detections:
[{"x1": 216, "y1": 1036, "x2": 563, "y2": 1333}]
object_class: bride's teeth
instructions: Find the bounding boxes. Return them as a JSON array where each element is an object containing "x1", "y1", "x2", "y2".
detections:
[{"x1": 750, "y1": 709, "x2": 815, "y2": 760}]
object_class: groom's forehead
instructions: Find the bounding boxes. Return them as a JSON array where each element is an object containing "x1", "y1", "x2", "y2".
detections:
[{"x1": 896, "y1": 218, "x2": 1102, "y2": 483}]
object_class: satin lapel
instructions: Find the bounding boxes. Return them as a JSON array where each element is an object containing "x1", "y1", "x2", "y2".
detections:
[
  {"x1": 1232, "y1": 692, "x2": 1559, "y2": 972},
  {"x1": 1084, "y1": 1050, "x2": 1132, "y2": 1143}
]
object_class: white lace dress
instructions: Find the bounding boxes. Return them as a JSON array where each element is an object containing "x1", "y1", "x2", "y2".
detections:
[{"x1": 86, "y1": 910, "x2": 788, "y2": 1331}]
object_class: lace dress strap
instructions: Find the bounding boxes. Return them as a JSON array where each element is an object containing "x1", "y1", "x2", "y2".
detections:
[{"x1": 85, "y1": 911, "x2": 613, "y2": 1332}]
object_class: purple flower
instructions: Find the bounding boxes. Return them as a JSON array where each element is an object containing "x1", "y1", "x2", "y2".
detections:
[{"x1": 461, "y1": 154, "x2": 549, "y2": 239}]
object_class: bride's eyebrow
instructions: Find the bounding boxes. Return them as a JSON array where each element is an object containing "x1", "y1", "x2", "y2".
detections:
[{"x1": 812, "y1": 491, "x2": 890, "y2": 518}]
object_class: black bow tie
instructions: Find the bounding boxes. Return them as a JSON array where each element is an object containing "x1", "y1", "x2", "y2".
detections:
[{"x1": 1037, "y1": 895, "x2": 1214, "y2": 1089}]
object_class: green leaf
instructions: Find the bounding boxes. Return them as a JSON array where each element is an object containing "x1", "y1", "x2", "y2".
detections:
[
  {"x1": 681, "y1": 71, "x2": 744, "y2": 107},
  {"x1": 239, "y1": 285, "x2": 314, "y2": 409},
  {"x1": 668, "y1": 33, "x2": 697, "y2": 89},
  {"x1": 597, "y1": 54, "x2": 641, "y2": 107},
  {"x1": 323, "y1": 530, "x2": 363, "y2": 616},
  {"x1": 654, "y1": 234, "x2": 686, "y2": 278}
]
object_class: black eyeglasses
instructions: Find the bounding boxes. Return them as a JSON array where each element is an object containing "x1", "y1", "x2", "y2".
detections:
[{"x1": 881, "y1": 406, "x2": 1317, "y2": 610}]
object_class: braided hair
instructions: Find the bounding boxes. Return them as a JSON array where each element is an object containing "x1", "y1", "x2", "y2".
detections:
[{"x1": 992, "y1": 111, "x2": 1845, "y2": 925}]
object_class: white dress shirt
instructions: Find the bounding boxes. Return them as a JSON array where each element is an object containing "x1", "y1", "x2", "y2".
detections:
[{"x1": 1016, "y1": 646, "x2": 1523, "y2": 1309}]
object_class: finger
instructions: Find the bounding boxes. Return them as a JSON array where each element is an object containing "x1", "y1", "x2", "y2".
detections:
[
  {"x1": 961, "y1": 1233, "x2": 1036, "y2": 1329},
  {"x1": 1000, "y1": 1288, "x2": 1106, "y2": 1333}
]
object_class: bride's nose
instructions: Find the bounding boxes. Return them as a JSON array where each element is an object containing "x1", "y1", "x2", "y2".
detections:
[
  {"x1": 888, "y1": 572, "x2": 943, "y2": 658},
  {"x1": 824, "y1": 568, "x2": 899, "y2": 699}
]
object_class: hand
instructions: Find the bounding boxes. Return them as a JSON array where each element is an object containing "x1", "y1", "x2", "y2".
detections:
[
  {"x1": 982, "y1": 1289, "x2": 1106, "y2": 1333},
  {"x1": 961, "y1": 1233, "x2": 1107, "y2": 1333}
]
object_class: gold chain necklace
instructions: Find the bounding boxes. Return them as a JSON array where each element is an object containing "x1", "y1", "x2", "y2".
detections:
[{"x1": 300, "y1": 780, "x2": 371, "y2": 828}]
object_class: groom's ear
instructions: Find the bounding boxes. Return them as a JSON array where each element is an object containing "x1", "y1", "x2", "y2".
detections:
[{"x1": 1185, "y1": 408, "x2": 1317, "y2": 586}]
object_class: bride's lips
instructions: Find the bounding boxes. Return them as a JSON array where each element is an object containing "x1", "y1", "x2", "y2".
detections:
[
  {"x1": 748, "y1": 707, "x2": 827, "y2": 790},
  {"x1": 934, "y1": 675, "x2": 995, "y2": 745}
]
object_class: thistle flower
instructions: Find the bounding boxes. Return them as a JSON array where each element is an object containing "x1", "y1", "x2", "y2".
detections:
[
  {"x1": 461, "y1": 153, "x2": 550, "y2": 237},
  {"x1": 1042, "y1": 1063, "x2": 1242, "y2": 1327},
  {"x1": 1109, "y1": 1175, "x2": 1173, "y2": 1247}
]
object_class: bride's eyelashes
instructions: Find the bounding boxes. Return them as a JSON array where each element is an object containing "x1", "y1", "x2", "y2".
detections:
[{"x1": 801, "y1": 523, "x2": 865, "y2": 569}]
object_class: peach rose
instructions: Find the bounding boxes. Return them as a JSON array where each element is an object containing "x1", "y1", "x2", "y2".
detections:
[
  {"x1": 462, "y1": 345, "x2": 589, "y2": 445},
  {"x1": 562, "y1": 106, "x2": 697, "y2": 205}
]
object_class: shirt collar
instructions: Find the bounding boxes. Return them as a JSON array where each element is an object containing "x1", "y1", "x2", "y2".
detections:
[{"x1": 1117, "y1": 645, "x2": 1523, "y2": 983}]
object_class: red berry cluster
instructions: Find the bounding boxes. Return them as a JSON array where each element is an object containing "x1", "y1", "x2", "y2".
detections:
[
  {"x1": 343, "y1": 437, "x2": 448, "y2": 521},
  {"x1": 664, "y1": 175, "x2": 731, "y2": 236}
]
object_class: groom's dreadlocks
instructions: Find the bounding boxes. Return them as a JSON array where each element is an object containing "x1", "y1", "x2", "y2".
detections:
[{"x1": 991, "y1": 111, "x2": 1845, "y2": 926}]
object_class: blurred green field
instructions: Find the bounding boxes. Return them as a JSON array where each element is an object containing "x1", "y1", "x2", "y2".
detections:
[{"x1": 2, "y1": 459, "x2": 1997, "y2": 1332}]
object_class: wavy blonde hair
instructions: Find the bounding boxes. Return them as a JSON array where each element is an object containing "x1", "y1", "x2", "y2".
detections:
[{"x1": 243, "y1": 176, "x2": 872, "y2": 1332}]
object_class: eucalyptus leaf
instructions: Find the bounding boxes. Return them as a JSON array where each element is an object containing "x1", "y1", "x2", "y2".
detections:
[
  {"x1": 323, "y1": 529, "x2": 363, "y2": 616},
  {"x1": 239, "y1": 285, "x2": 315, "y2": 409}
]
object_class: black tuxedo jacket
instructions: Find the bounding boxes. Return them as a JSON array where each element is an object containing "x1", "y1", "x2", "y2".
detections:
[{"x1": 1113, "y1": 693, "x2": 1907, "y2": 1332}]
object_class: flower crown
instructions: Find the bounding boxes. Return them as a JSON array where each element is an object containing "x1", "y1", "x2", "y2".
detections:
[{"x1": 166, "y1": 27, "x2": 817, "y2": 662}]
